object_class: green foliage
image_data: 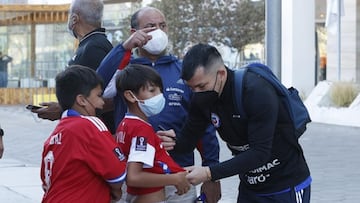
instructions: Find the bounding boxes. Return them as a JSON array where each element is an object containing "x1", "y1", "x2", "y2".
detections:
[
  {"x1": 330, "y1": 81, "x2": 359, "y2": 107},
  {"x1": 150, "y1": 0, "x2": 265, "y2": 57}
]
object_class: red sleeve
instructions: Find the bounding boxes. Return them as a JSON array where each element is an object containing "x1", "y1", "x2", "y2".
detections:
[
  {"x1": 85, "y1": 119, "x2": 127, "y2": 183},
  {"x1": 118, "y1": 50, "x2": 131, "y2": 70}
]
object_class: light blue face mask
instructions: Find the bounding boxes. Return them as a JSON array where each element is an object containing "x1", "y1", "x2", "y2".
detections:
[{"x1": 133, "y1": 93, "x2": 166, "y2": 117}]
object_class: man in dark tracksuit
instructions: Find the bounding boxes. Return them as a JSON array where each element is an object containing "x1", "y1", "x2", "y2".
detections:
[
  {"x1": 32, "y1": 0, "x2": 115, "y2": 133},
  {"x1": 171, "y1": 43, "x2": 311, "y2": 203},
  {"x1": 66, "y1": 27, "x2": 112, "y2": 71},
  {"x1": 97, "y1": 7, "x2": 221, "y2": 203}
]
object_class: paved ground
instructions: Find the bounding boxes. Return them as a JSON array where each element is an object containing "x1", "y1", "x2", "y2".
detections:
[{"x1": 0, "y1": 105, "x2": 359, "y2": 202}]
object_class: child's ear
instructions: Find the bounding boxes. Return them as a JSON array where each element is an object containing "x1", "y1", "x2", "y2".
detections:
[
  {"x1": 123, "y1": 90, "x2": 137, "y2": 103},
  {"x1": 75, "y1": 94, "x2": 87, "y2": 107}
]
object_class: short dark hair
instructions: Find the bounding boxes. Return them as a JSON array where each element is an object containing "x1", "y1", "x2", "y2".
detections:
[
  {"x1": 116, "y1": 64, "x2": 163, "y2": 96},
  {"x1": 181, "y1": 43, "x2": 223, "y2": 81},
  {"x1": 56, "y1": 65, "x2": 103, "y2": 110},
  {"x1": 130, "y1": 7, "x2": 163, "y2": 29},
  {"x1": 130, "y1": 9, "x2": 141, "y2": 29}
]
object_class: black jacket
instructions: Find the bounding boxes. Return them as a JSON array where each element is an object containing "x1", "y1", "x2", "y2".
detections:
[
  {"x1": 68, "y1": 28, "x2": 112, "y2": 71},
  {"x1": 175, "y1": 67, "x2": 310, "y2": 194}
]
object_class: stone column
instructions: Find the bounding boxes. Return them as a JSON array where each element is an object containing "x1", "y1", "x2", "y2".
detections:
[{"x1": 281, "y1": 0, "x2": 316, "y2": 97}]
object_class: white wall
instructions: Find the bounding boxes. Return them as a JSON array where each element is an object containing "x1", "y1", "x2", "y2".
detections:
[
  {"x1": 282, "y1": 0, "x2": 316, "y2": 97},
  {"x1": 326, "y1": 0, "x2": 359, "y2": 83}
]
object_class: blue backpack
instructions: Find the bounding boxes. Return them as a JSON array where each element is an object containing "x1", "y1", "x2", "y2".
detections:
[{"x1": 233, "y1": 63, "x2": 311, "y2": 138}]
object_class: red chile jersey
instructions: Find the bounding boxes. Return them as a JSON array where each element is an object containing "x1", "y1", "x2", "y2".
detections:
[
  {"x1": 115, "y1": 113, "x2": 185, "y2": 195},
  {"x1": 40, "y1": 109, "x2": 127, "y2": 203}
]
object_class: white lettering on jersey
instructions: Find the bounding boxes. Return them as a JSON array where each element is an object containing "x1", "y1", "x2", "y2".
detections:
[
  {"x1": 49, "y1": 133, "x2": 62, "y2": 145},
  {"x1": 115, "y1": 130, "x2": 126, "y2": 144},
  {"x1": 249, "y1": 159, "x2": 281, "y2": 173},
  {"x1": 43, "y1": 151, "x2": 54, "y2": 193},
  {"x1": 246, "y1": 159, "x2": 281, "y2": 185}
]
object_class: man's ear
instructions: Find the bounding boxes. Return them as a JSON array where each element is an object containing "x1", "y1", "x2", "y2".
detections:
[
  {"x1": 218, "y1": 68, "x2": 226, "y2": 78},
  {"x1": 75, "y1": 94, "x2": 87, "y2": 107},
  {"x1": 71, "y1": 13, "x2": 79, "y2": 24},
  {"x1": 123, "y1": 90, "x2": 137, "y2": 103}
]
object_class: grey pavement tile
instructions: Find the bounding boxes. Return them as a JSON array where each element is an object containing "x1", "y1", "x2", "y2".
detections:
[{"x1": 1, "y1": 105, "x2": 360, "y2": 202}]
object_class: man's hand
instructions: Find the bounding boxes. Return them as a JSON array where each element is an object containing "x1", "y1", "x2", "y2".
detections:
[
  {"x1": 201, "y1": 181, "x2": 221, "y2": 203},
  {"x1": 31, "y1": 102, "x2": 62, "y2": 121},
  {"x1": 123, "y1": 27, "x2": 157, "y2": 50},
  {"x1": 156, "y1": 129, "x2": 176, "y2": 151},
  {"x1": 173, "y1": 171, "x2": 191, "y2": 195},
  {"x1": 185, "y1": 166, "x2": 211, "y2": 186}
]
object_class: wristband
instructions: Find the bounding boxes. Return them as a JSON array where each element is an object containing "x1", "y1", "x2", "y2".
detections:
[{"x1": 0, "y1": 128, "x2": 3, "y2": 137}]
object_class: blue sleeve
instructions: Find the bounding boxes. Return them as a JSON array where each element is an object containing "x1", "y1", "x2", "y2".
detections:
[
  {"x1": 174, "y1": 96, "x2": 220, "y2": 167},
  {"x1": 96, "y1": 44, "x2": 131, "y2": 88},
  {"x1": 197, "y1": 125, "x2": 220, "y2": 166}
]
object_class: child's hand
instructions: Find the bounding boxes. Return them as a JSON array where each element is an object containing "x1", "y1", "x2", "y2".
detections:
[
  {"x1": 174, "y1": 171, "x2": 191, "y2": 195},
  {"x1": 110, "y1": 187, "x2": 122, "y2": 202}
]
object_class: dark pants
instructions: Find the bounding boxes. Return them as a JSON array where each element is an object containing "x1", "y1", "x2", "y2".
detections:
[{"x1": 237, "y1": 184, "x2": 311, "y2": 203}]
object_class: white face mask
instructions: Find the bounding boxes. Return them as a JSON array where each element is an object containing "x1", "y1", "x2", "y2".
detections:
[
  {"x1": 142, "y1": 29, "x2": 169, "y2": 55},
  {"x1": 133, "y1": 93, "x2": 166, "y2": 117}
]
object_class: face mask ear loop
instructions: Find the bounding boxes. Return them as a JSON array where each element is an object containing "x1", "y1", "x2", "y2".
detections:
[
  {"x1": 212, "y1": 72, "x2": 219, "y2": 91},
  {"x1": 79, "y1": 96, "x2": 92, "y2": 116},
  {"x1": 218, "y1": 77, "x2": 223, "y2": 97},
  {"x1": 129, "y1": 91, "x2": 143, "y2": 104},
  {"x1": 85, "y1": 98, "x2": 95, "y2": 109}
]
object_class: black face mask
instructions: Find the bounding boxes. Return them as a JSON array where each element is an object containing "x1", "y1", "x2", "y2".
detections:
[
  {"x1": 191, "y1": 90, "x2": 219, "y2": 109},
  {"x1": 191, "y1": 71, "x2": 220, "y2": 108}
]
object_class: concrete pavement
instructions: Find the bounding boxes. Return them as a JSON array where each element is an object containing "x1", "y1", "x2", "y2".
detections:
[{"x1": 0, "y1": 105, "x2": 360, "y2": 202}]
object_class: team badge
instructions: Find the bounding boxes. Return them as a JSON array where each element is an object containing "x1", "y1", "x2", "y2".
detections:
[
  {"x1": 113, "y1": 147, "x2": 126, "y2": 161},
  {"x1": 135, "y1": 136, "x2": 147, "y2": 151},
  {"x1": 211, "y1": 112, "x2": 221, "y2": 128}
]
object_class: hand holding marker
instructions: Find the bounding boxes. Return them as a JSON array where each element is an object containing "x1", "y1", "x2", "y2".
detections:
[{"x1": 158, "y1": 125, "x2": 177, "y2": 141}]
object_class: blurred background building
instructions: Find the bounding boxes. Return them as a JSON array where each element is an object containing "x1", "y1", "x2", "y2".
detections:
[{"x1": 0, "y1": 0, "x2": 358, "y2": 105}]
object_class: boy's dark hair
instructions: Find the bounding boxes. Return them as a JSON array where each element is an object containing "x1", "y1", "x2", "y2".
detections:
[
  {"x1": 181, "y1": 43, "x2": 223, "y2": 81},
  {"x1": 56, "y1": 65, "x2": 103, "y2": 110},
  {"x1": 116, "y1": 64, "x2": 163, "y2": 96}
]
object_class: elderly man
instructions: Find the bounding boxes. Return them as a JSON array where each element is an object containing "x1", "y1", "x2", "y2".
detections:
[{"x1": 31, "y1": 0, "x2": 115, "y2": 133}]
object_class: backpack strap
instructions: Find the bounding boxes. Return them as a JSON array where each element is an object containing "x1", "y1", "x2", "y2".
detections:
[
  {"x1": 246, "y1": 63, "x2": 287, "y2": 96},
  {"x1": 233, "y1": 68, "x2": 247, "y2": 118}
]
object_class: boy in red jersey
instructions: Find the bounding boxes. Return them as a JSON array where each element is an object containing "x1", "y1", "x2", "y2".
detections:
[
  {"x1": 40, "y1": 65, "x2": 127, "y2": 203},
  {"x1": 115, "y1": 64, "x2": 190, "y2": 203}
]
